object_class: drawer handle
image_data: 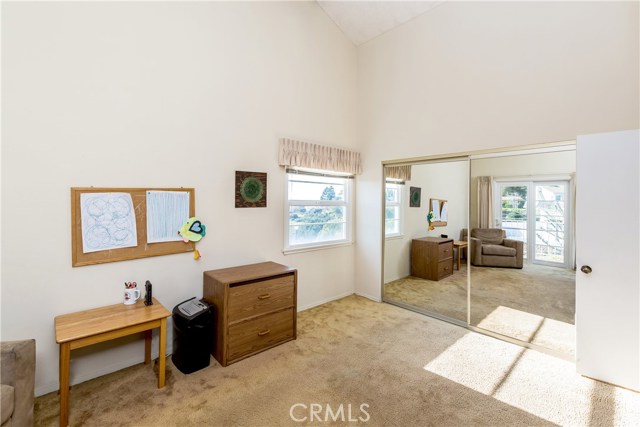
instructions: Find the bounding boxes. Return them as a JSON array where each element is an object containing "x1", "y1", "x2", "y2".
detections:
[
  {"x1": 258, "y1": 293, "x2": 271, "y2": 300},
  {"x1": 257, "y1": 329, "x2": 271, "y2": 336}
]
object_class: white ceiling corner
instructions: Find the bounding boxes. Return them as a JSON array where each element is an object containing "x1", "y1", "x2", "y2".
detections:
[{"x1": 317, "y1": 1, "x2": 445, "y2": 46}]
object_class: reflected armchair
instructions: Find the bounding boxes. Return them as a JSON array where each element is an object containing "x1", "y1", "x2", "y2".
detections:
[{"x1": 466, "y1": 228, "x2": 524, "y2": 268}]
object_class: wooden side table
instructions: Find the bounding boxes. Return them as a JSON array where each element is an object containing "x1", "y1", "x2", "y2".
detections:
[
  {"x1": 54, "y1": 298, "x2": 170, "y2": 427},
  {"x1": 453, "y1": 240, "x2": 468, "y2": 270}
]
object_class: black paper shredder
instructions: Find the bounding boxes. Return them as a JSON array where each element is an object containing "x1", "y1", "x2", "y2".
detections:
[{"x1": 171, "y1": 297, "x2": 214, "y2": 374}]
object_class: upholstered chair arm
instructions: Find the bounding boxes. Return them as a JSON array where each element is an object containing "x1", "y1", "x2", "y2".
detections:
[
  {"x1": 469, "y1": 237, "x2": 482, "y2": 265},
  {"x1": 504, "y1": 239, "x2": 524, "y2": 268},
  {"x1": 503, "y1": 238, "x2": 522, "y2": 250},
  {"x1": 1, "y1": 339, "x2": 35, "y2": 427}
]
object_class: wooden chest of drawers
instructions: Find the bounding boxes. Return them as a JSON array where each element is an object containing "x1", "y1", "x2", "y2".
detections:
[
  {"x1": 411, "y1": 237, "x2": 454, "y2": 281},
  {"x1": 203, "y1": 262, "x2": 297, "y2": 366}
]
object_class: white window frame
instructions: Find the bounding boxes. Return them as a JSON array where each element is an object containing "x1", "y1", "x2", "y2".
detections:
[
  {"x1": 385, "y1": 180, "x2": 404, "y2": 239},
  {"x1": 283, "y1": 168, "x2": 354, "y2": 254},
  {"x1": 493, "y1": 176, "x2": 572, "y2": 268}
]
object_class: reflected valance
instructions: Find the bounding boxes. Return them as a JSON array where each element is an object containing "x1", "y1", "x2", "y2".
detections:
[{"x1": 384, "y1": 165, "x2": 412, "y2": 181}]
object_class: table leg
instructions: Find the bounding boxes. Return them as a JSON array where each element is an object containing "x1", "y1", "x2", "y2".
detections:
[
  {"x1": 457, "y1": 247, "x2": 461, "y2": 270},
  {"x1": 59, "y1": 342, "x2": 71, "y2": 427},
  {"x1": 158, "y1": 317, "x2": 166, "y2": 388},
  {"x1": 144, "y1": 330, "x2": 152, "y2": 365}
]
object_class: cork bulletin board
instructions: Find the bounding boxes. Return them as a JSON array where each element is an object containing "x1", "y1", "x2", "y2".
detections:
[{"x1": 71, "y1": 187, "x2": 195, "y2": 267}]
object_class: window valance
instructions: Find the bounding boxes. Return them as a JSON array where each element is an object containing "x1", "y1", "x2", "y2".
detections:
[
  {"x1": 384, "y1": 165, "x2": 412, "y2": 181},
  {"x1": 278, "y1": 138, "x2": 362, "y2": 175}
]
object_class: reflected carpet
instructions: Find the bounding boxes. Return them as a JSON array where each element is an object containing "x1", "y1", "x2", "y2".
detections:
[{"x1": 384, "y1": 264, "x2": 575, "y2": 355}]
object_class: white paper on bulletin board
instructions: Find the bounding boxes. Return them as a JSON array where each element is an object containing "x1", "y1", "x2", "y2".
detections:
[
  {"x1": 440, "y1": 202, "x2": 449, "y2": 222},
  {"x1": 431, "y1": 199, "x2": 441, "y2": 221},
  {"x1": 80, "y1": 192, "x2": 138, "y2": 253},
  {"x1": 146, "y1": 191, "x2": 190, "y2": 243}
]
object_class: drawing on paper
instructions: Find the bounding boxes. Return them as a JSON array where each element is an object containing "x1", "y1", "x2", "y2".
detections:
[
  {"x1": 146, "y1": 191, "x2": 190, "y2": 243},
  {"x1": 80, "y1": 193, "x2": 137, "y2": 253}
]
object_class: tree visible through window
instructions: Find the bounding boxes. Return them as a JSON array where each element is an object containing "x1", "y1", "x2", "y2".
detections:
[
  {"x1": 285, "y1": 171, "x2": 352, "y2": 250},
  {"x1": 500, "y1": 185, "x2": 528, "y2": 257},
  {"x1": 497, "y1": 180, "x2": 569, "y2": 265}
]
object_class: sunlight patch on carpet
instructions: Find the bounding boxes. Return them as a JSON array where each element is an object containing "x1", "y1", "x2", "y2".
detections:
[
  {"x1": 423, "y1": 333, "x2": 524, "y2": 395},
  {"x1": 476, "y1": 306, "x2": 545, "y2": 341},
  {"x1": 530, "y1": 317, "x2": 575, "y2": 355},
  {"x1": 421, "y1": 330, "x2": 640, "y2": 426},
  {"x1": 422, "y1": 333, "x2": 569, "y2": 424},
  {"x1": 475, "y1": 305, "x2": 575, "y2": 355}
]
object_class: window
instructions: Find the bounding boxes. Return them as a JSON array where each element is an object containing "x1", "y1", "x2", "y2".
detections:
[
  {"x1": 495, "y1": 179, "x2": 570, "y2": 267},
  {"x1": 385, "y1": 181, "x2": 403, "y2": 237},
  {"x1": 284, "y1": 169, "x2": 353, "y2": 252}
]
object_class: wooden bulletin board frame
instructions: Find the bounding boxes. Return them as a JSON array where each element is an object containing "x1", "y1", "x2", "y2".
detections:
[
  {"x1": 429, "y1": 198, "x2": 448, "y2": 227},
  {"x1": 71, "y1": 187, "x2": 195, "y2": 267}
]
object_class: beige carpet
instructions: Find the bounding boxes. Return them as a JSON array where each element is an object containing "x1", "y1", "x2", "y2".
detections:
[
  {"x1": 35, "y1": 295, "x2": 638, "y2": 427},
  {"x1": 384, "y1": 264, "x2": 575, "y2": 355}
]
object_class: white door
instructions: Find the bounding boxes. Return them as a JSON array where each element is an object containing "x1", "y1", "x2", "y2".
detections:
[{"x1": 576, "y1": 129, "x2": 639, "y2": 391}]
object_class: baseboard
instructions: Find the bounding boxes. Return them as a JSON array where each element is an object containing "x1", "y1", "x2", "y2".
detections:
[
  {"x1": 297, "y1": 291, "x2": 355, "y2": 312},
  {"x1": 35, "y1": 344, "x2": 174, "y2": 397},
  {"x1": 355, "y1": 291, "x2": 382, "y2": 303}
]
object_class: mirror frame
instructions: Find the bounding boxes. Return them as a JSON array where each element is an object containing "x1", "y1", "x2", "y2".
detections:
[{"x1": 380, "y1": 140, "x2": 576, "y2": 361}]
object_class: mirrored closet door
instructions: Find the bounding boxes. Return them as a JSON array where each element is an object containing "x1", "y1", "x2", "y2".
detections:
[
  {"x1": 382, "y1": 159, "x2": 470, "y2": 324},
  {"x1": 381, "y1": 143, "x2": 577, "y2": 360},
  {"x1": 468, "y1": 147, "x2": 577, "y2": 357}
]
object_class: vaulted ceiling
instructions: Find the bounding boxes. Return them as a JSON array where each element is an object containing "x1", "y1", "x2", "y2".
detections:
[{"x1": 317, "y1": 1, "x2": 445, "y2": 45}]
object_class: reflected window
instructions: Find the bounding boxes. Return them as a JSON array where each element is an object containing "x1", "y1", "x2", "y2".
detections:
[{"x1": 385, "y1": 181, "x2": 403, "y2": 237}]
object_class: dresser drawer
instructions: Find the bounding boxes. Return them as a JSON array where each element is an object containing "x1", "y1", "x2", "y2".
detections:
[
  {"x1": 227, "y1": 308, "x2": 294, "y2": 362},
  {"x1": 438, "y1": 242, "x2": 453, "y2": 261},
  {"x1": 228, "y1": 275, "x2": 295, "y2": 323},
  {"x1": 437, "y1": 259, "x2": 453, "y2": 279}
]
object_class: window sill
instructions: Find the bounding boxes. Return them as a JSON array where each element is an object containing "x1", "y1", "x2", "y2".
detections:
[
  {"x1": 385, "y1": 234, "x2": 404, "y2": 240},
  {"x1": 283, "y1": 240, "x2": 353, "y2": 255}
]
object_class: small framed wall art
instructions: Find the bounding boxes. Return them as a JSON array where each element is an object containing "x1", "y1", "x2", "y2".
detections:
[
  {"x1": 235, "y1": 171, "x2": 267, "y2": 208},
  {"x1": 409, "y1": 186, "x2": 421, "y2": 207}
]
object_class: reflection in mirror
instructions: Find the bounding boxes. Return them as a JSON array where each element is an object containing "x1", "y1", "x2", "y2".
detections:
[
  {"x1": 383, "y1": 160, "x2": 469, "y2": 323},
  {"x1": 469, "y1": 148, "x2": 577, "y2": 356},
  {"x1": 428, "y1": 198, "x2": 448, "y2": 228}
]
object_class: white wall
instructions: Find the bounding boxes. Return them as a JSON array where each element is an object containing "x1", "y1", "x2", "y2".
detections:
[
  {"x1": 1, "y1": 1, "x2": 357, "y2": 395},
  {"x1": 470, "y1": 150, "x2": 576, "y2": 228},
  {"x1": 3, "y1": 0, "x2": 639, "y2": 397},
  {"x1": 384, "y1": 161, "x2": 468, "y2": 283},
  {"x1": 471, "y1": 151, "x2": 576, "y2": 179},
  {"x1": 356, "y1": 1, "x2": 639, "y2": 301}
]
